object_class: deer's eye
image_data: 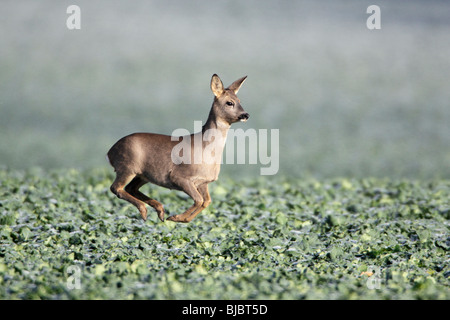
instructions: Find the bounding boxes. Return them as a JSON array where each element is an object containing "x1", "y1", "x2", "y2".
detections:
[{"x1": 226, "y1": 101, "x2": 234, "y2": 107}]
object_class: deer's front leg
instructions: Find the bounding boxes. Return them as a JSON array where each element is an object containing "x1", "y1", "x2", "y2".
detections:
[
  {"x1": 184, "y1": 183, "x2": 211, "y2": 222},
  {"x1": 167, "y1": 179, "x2": 204, "y2": 223}
]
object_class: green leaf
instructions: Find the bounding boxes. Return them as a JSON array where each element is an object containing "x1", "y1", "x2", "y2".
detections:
[
  {"x1": 20, "y1": 227, "x2": 32, "y2": 241},
  {"x1": 275, "y1": 212, "x2": 287, "y2": 225}
]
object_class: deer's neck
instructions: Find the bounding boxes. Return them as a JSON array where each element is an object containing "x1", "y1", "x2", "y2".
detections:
[
  {"x1": 202, "y1": 111, "x2": 230, "y2": 134},
  {"x1": 201, "y1": 112, "x2": 230, "y2": 151}
]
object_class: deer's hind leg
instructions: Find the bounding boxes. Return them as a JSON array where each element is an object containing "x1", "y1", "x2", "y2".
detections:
[
  {"x1": 110, "y1": 172, "x2": 148, "y2": 221},
  {"x1": 125, "y1": 177, "x2": 165, "y2": 222}
]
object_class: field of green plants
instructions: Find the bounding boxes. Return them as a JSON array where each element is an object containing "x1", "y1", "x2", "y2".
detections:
[
  {"x1": 0, "y1": 168, "x2": 448, "y2": 299},
  {"x1": 1, "y1": 1, "x2": 449, "y2": 301}
]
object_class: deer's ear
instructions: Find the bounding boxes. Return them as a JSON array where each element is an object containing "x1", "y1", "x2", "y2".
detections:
[
  {"x1": 211, "y1": 74, "x2": 224, "y2": 97},
  {"x1": 227, "y1": 76, "x2": 247, "y2": 94}
]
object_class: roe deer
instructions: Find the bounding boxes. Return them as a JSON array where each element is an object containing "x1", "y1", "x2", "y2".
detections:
[{"x1": 107, "y1": 74, "x2": 249, "y2": 223}]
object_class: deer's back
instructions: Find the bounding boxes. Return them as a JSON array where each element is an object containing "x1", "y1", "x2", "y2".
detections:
[{"x1": 107, "y1": 133, "x2": 176, "y2": 186}]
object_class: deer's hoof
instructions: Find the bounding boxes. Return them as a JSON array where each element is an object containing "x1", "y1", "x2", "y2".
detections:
[
  {"x1": 138, "y1": 206, "x2": 148, "y2": 221},
  {"x1": 167, "y1": 215, "x2": 188, "y2": 223},
  {"x1": 157, "y1": 211, "x2": 165, "y2": 222},
  {"x1": 167, "y1": 215, "x2": 177, "y2": 222}
]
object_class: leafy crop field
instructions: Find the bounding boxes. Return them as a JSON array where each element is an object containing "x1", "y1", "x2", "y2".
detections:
[{"x1": 0, "y1": 168, "x2": 448, "y2": 299}]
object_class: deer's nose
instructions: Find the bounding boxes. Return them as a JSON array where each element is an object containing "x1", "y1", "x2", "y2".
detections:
[{"x1": 238, "y1": 113, "x2": 249, "y2": 122}]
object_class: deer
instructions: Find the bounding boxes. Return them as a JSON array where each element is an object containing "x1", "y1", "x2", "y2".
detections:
[{"x1": 106, "y1": 74, "x2": 249, "y2": 223}]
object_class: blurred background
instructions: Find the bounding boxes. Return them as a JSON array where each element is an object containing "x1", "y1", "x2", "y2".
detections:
[{"x1": 1, "y1": 0, "x2": 449, "y2": 179}]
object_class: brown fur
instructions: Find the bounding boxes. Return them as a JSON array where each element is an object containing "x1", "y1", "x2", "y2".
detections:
[{"x1": 107, "y1": 74, "x2": 249, "y2": 223}]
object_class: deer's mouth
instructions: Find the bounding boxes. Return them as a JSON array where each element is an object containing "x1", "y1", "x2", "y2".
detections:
[{"x1": 238, "y1": 113, "x2": 249, "y2": 122}]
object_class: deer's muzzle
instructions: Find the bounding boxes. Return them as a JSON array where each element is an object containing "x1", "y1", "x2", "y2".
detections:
[{"x1": 238, "y1": 113, "x2": 249, "y2": 122}]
